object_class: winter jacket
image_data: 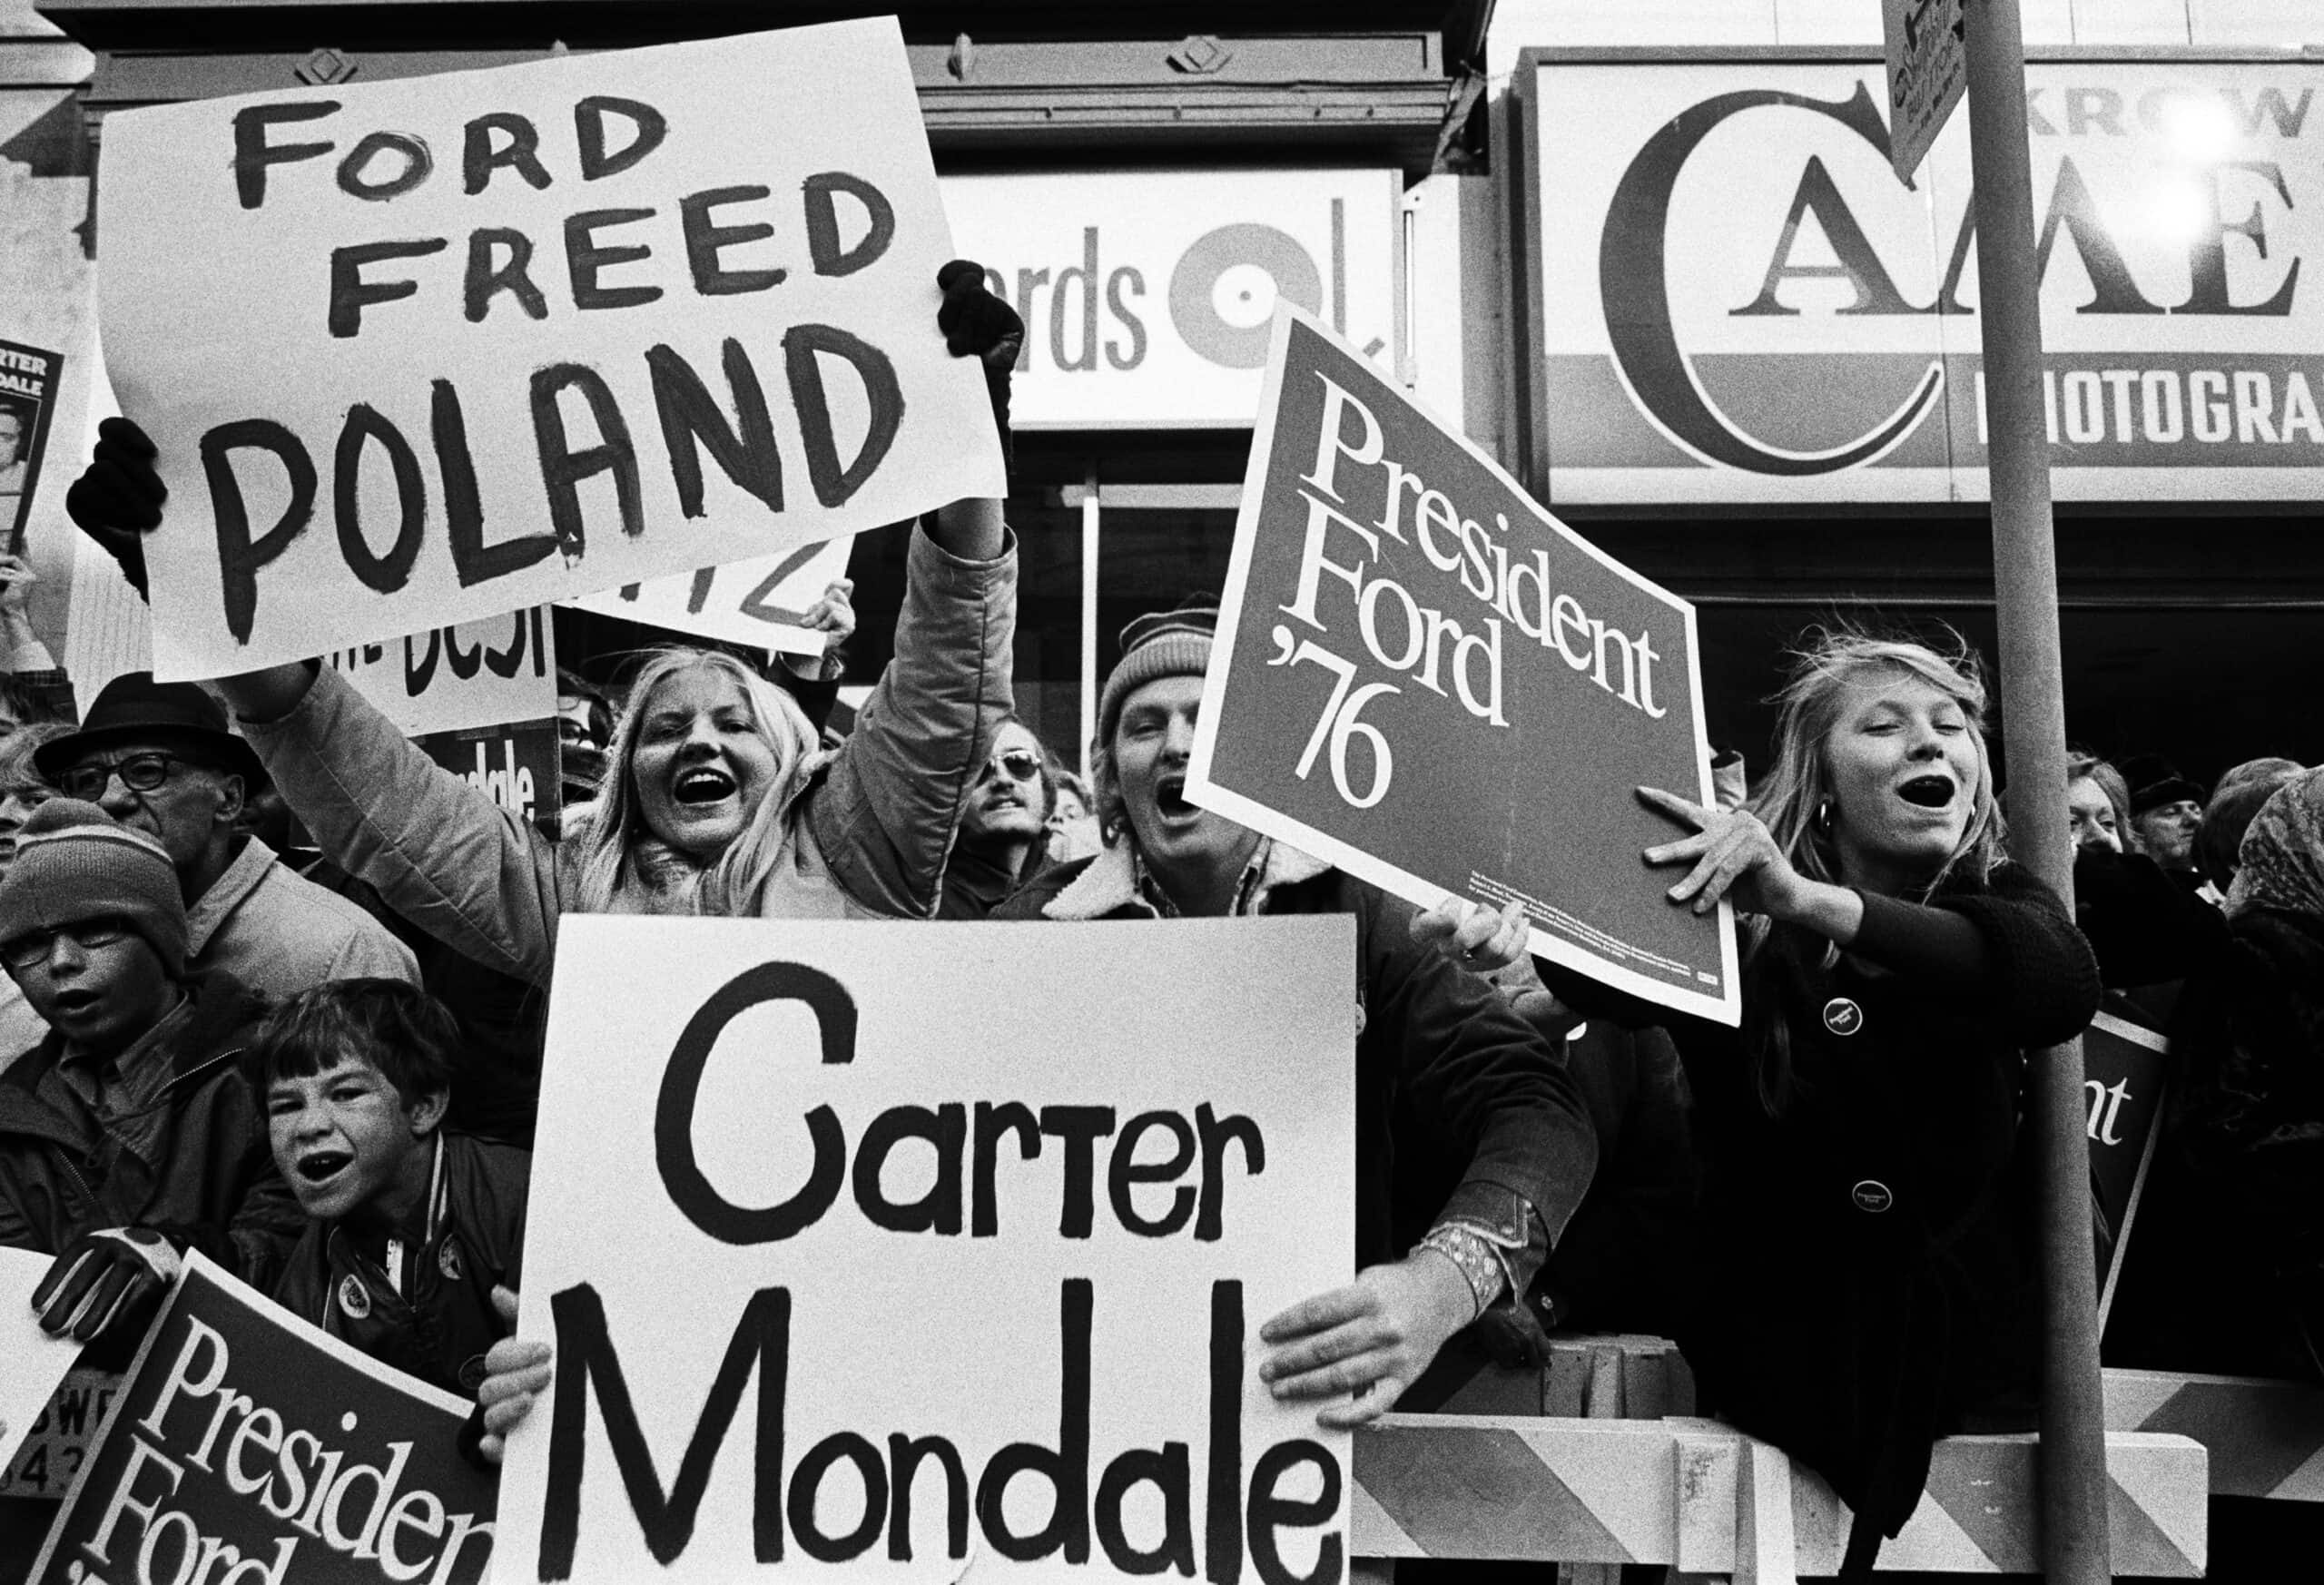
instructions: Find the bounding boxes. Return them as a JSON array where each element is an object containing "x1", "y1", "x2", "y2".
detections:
[
  {"x1": 2141, "y1": 903, "x2": 2324, "y2": 1378},
  {"x1": 937, "y1": 829, "x2": 1055, "y2": 920},
  {"x1": 992, "y1": 842, "x2": 1600, "y2": 1285},
  {"x1": 186, "y1": 835, "x2": 421, "y2": 999},
  {"x1": 0, "y1": 974, "x2": 300, "y2": 1288},
  {"x1": 1536, "y1": 862, "x2": 2099, "y2": 1564},
  {"x1": 271, "y1": 1133, "x2": 528, "y2": 1398},
  {"x1": 2071, "y1": 844, "x2": 2232, "y2": 990},
  {"x1": 241, "y1": 527, "x2": 1017, "y2": 988}
]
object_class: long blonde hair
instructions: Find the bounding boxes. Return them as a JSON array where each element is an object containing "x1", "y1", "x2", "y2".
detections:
[
  {"x1": 1742, "y1": 625, "x2": 2006, "y2": 1112},
  {"x1": 568, "y1": 648, "x2": 823, "y2": 917}
]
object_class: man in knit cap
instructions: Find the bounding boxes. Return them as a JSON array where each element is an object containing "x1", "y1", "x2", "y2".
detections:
[
  {"x1": 0, "y1": 799, "x2": 298, "y2": 1348},
  {"x1": 990, "y1": 599, "x2": 1601, "y2": 1425}
]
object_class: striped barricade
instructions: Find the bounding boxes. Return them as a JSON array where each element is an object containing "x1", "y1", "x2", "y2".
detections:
[
  {"x1": 1352, "y1": 1413, "x2": 2207, "y2": 1578},
  {"x1": 2106, "y1": 1366, "x2": 2324, "y2": 1501}
]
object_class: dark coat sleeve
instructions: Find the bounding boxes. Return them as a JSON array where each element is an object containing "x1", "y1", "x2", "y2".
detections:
[
  {"x1": 1357, "y1": 881, "x2": 1600, "y2": 1246},
  {"x1": 1921, "y1": 862, "x2": 2102, "y2": 1049},
  {"x1": 2073, "y1": 846, "x2": 2235, "y2": 989}
]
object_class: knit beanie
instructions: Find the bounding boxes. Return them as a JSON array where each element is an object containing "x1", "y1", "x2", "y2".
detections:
[
  {"x1": 0, "y1": 799, "x2": 188, "y2": 976},
  {"x1": 1096, "y1": 597, "x2": 1218, "y2": 748}
]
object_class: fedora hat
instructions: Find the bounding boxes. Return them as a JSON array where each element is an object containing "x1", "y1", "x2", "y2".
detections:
[{"x1": 33, "y1": 671, "x2": 268, "y2": 788}]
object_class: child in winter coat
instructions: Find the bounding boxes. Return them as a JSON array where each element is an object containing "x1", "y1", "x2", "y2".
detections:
[
  {"x1": 2, "y1": 799, "x2": 297, "y2": 1353},
  {"x1": 247, "y1": 978, "x2": 527, "y2": 1400}
]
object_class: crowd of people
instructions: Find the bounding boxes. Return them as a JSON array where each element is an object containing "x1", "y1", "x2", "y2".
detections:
[{"x1": 1, "y1": 264, "x2": 2319, "y2": 1574}]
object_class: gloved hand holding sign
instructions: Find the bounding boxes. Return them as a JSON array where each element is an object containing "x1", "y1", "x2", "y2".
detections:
[{"x1": 30, "y1": 1226, "x2": 182, "y2": 1344}]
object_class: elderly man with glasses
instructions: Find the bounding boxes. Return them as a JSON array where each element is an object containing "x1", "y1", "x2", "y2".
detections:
[{"x1": 33, "y1": 673, "x2": 418, "y2": 1000}]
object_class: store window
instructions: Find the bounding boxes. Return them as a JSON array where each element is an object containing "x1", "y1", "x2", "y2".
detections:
[{"x1": 842, "y1": 438, "x2": 1252, "y2": 774}]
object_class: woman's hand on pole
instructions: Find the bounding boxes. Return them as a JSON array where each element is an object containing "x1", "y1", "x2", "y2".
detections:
[{"x1": 1256, "y1": 1255, "x2": 1475, "y2": 1429}]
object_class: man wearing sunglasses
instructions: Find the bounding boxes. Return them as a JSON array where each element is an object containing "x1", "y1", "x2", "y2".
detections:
[
  {"x1": 34, "y1": 673, "x2": 418, "y2": 1002},
  {"x1": 938, "y1": 717, "x2": 1059, "y2": 919}
]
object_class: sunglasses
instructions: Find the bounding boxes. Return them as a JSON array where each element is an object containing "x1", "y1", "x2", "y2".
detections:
[
  {"x1": 57, "y1": 752, "x2": 195, "y2": 801},
  {"x1": 2, "y1": 918, "x2": 134, "y2": 970},
  {"x1": 980, "y1": 749, "x2": 1044, "y2": 785}
]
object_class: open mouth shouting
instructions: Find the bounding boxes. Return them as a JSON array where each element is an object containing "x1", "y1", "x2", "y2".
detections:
[
  {"x1": 297, "y1": 1147, "x2": 354, "y2": 1189},
  {"x1": 673, "y1": 765, "x2": 738, "y2": 806},
  {"x1": 1896, "y1": 773, "x2": 1956, "y2": 810},
  {"x1": 1155, "y1": 773, "x2": 1199, "y2": 822}
]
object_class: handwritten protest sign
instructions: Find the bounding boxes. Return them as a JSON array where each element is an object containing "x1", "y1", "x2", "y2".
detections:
[
  {"x1": 28, "y1": 1254, "x2": 496, "y2": 1585},
  {"x1": 497, "y1": 915, "x2": 1354, "y2": 1583},
  {"x1": 325, "y1": 603, "x2": 554, "y2": 735},
  {"x1": 1188, "y1": 306, "x2": 1737, "y2": 1025},
  {"x1": 566, "y1": 537, "x2": 853, "y2": 655},
  {"x1": 98, "y1": 17, "x2": 1005, "y2": 682},
  {"x1": 2087, "y1": 1009, "x2": 2170, "y2": 1329},
  {"x1": 0, "y1": 1248, "x2": 83, "y2": 1480}
]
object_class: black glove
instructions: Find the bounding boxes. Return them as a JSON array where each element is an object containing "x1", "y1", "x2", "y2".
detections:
[
  {"x1": 1470, "y1": 1297, "x2": 1551, "y2": 1371},
  {"x1": 31, "y1": 1226, "x2": 183, "y2": 1344},
  {"x1": 936, "y1": 259, "x2": 1022, "y2": 477},
  {"x1": 64, "y1": 416, "x2": 164, "y2": 601}
]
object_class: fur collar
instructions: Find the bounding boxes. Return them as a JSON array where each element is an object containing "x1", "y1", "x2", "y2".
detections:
[{"x1": 1042, "y1": 837, "x2": 1332, "y2": 920}]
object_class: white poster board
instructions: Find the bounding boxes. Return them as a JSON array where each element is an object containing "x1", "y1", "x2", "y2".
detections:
[
  {"x1": 325, "y1": 604, "x2": 556, "y2": 734},
  {"x1": 99, "y1": 18, "x2": 1004, "y2": 680},
  {"x1": 565, "y1": 538, "x2": 853, "y2": 655},
  {"x1": 497, "y1": 915, "x2": 1355, "y2": 1584},
  {"x1": 0, "y1": 1248, "x2": 82, "y2": 1476}
]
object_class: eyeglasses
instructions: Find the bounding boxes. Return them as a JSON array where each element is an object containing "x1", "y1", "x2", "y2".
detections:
[
  {"x1": 980, "y1": 750, "x2": 1044, "y2": 785},
  {"x1": 56, "y1": 753, "x2": 192, "y2": 801},
  {"x1": 2, "y1": 918, "x2": 134, "y2": 970}
]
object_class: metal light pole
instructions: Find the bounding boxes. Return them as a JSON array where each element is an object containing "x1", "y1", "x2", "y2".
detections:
[{"x1": 1960, "y1": 3, "x2": 2111, "y2": 1581}]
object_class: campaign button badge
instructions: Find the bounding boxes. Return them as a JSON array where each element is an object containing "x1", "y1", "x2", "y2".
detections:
[
  {"x1": 1851, "y1": 1179, "x2": 1894, "y2": 1214},
  {"x1": 438, "y1": 1237, "x2": 464, "y2": 1282},
  {"x1": 1823, "y1": 997, "x2": 1864, "y2": 1036},
  {"x1": 338, "y1": 1275, "x2": 372, "y2": 1319}
]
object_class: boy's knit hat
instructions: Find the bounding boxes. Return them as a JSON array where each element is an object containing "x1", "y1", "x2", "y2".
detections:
[
  {"x1": 0, "y1": 799, "x2": 187, "y2": 975},
  {"x1": 1097, "y1": 596, "x2": 1218, "y2": 748}
]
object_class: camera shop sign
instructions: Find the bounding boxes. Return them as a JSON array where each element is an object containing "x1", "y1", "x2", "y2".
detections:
[
  {"x1": 97, "y1": 17, "x2": 1002, "y2": 681},
  {"x1": 1515, "y1": 54, "x2": 2324, "y2": 504},
  {"x1": 496, "y1": 916, "x2": 1354, "y2": 1584}
]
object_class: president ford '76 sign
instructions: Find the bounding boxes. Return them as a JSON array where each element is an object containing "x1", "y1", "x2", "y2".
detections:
[
  {"x1": 496, "y1": 915, "x2": 1356, "y2": 1583},
  {"x1": 1189, "y1": 306, "x2": 1736, "y2": 1025}
]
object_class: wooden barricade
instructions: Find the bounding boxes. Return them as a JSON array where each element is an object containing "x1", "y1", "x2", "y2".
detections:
[
  {"x1": 1351, "y1": 1414, "x2": 2208, "y2": 1580},
  {"x1": 2106, "y1": 1367, "x2": 2324, "y2": 1501}
]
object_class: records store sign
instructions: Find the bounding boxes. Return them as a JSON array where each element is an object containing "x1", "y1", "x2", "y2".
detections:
[
  {"x1": 1513, "y1": 53, "x2": 2324, "y2": 505},
  {"x1": 944, "y1": 170, "x2": 1401, "y2": 428}
]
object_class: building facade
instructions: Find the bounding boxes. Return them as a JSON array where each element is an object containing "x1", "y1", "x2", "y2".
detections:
[{"x1": 6, "y1": 0, "x2": 2319, "y2": 784}]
